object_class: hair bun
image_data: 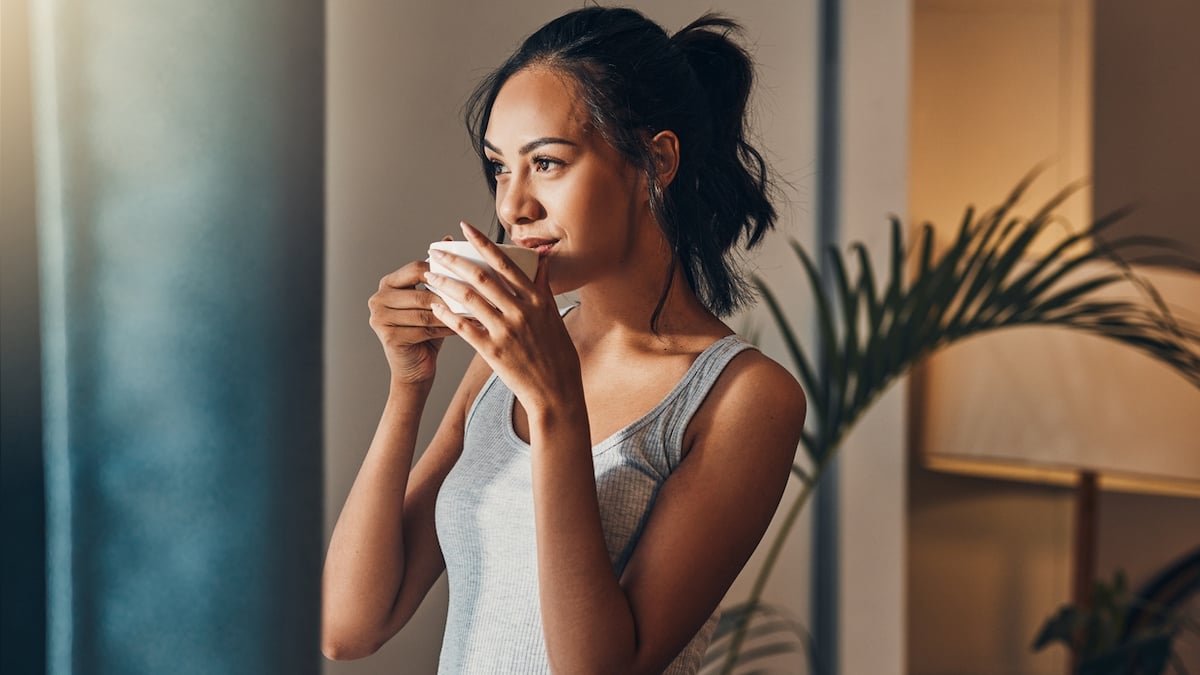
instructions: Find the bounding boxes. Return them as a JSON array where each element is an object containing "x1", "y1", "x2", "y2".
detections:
[{"x1": 672, "y1": 14, "x2": 754, "y2": 147}]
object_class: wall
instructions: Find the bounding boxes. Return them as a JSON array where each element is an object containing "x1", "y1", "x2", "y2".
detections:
[
  {"x1": 1093, "y1": 0, "x2": 1200, "y2": 268},
  {"x1": 909, "y1": 0, "x2": 1092, "y2": 252},
  {"x1": 836, "y1": 1, "x2": 911, "y2": 673},
  {"x1": 323, "y1": 3, "x2": 823, "y2": 673},
  {"x1": 1089, "y1": 0, "x2": 1200, "y2": 647}
]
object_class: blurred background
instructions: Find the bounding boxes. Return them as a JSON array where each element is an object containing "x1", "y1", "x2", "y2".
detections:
[{"x1": 2, "y1": 1, "x2": 1196, "y2": 674}]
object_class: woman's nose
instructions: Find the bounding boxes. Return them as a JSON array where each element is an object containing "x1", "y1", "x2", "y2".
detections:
[{"x1": 498, "y1": 175, "x2": 543, "y2": 225}]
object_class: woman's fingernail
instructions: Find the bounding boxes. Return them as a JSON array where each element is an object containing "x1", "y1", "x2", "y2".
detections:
[
  {"x1": 428, "y1": 249, "x2": 446, "y2": 260},
  {"x1": 423, "y1": 271, "x2": 440, "y2": 285},
  {"x1": 460, "y1": 221, "x2": 475, "y2": 237}
]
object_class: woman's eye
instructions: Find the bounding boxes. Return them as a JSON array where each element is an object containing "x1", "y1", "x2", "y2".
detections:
[
  {"x1": 489, "y1": 160, "x2": 508, "y2": 176},
  {"x1": 533, "y1": 157, "x2": 560, "y2": 172}
]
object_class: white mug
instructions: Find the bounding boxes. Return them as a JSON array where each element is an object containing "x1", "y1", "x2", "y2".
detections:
[{"x1": 427, "y1": 240, "x2": 539, "y2": 316}]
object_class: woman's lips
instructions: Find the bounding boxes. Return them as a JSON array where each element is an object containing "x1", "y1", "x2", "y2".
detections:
[{"x1": 514, "y1": 237, "x2": 559, "y2": 256}]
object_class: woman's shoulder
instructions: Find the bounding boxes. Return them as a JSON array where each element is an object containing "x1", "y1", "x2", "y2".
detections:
[
  {"x1": 721, "y1": 346, "x2": 806, "y2": 415},
  {"x1": 682, "y1": 343, "x2": 807, "y2": 457},
  {"x1": 661, "y1": 318, "x2": 804, "y2": 411}
]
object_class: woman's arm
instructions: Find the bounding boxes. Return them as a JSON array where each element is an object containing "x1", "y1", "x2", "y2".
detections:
[
  {"x1": 321, "y1": 355, "x2": 492, "y2": 659},
  {"x1": 321, "y1": 258, "x2": 491, "y2": 660},
  {"x1": 529, "y1": 351, "x2": 805, "y2": 674}
]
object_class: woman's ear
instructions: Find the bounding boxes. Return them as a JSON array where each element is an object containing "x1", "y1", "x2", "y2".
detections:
[{"x1": 649, "y1": 130, "x2": 680, "y2": 189}]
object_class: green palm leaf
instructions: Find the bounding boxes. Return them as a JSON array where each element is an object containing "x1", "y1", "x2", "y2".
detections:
[
  {"x1": 703, "y1": 603, "x2": 815, "y2": 675},
  {"x1": 712, "y1": 172, "x2": 1200, "y2": 672}
]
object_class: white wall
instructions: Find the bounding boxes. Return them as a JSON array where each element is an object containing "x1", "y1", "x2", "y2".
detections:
[
  {"x1": 836, "y1": 2, "x2": 911, "y2": 673},
  {"x1": 323, "y1": 3, "x2": 910, "y2": 674}
]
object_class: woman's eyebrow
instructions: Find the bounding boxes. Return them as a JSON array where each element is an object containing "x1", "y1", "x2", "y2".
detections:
[{"x1": 483, "y1": 137, "x2": 579, "y2": 156}]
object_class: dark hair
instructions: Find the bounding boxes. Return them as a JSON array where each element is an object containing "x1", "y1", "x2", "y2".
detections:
[{"x1": 464, "y1": 6, "x2": 776, "y2": 321}]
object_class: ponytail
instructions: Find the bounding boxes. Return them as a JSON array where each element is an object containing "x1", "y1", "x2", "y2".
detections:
[{"x1": 665, "y1": 14, "x2": 776, "y2": 317}]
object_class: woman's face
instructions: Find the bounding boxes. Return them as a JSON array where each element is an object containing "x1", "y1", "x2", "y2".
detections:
[{"x1": 483, "y1": 67, "x2": 648, "y2": 294}]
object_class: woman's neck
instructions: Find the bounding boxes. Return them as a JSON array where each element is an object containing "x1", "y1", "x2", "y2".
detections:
[{"x1": 567, "y1": 264, "x2": 727, "y2": 357}]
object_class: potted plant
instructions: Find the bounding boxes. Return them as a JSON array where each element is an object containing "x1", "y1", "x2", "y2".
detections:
[
  {"x1": 1033, "y1": 547, "x2": 1200, "y2": 675},
  {"x1": 703, "y1": 172, "x2": 1200, "y2": 673}
]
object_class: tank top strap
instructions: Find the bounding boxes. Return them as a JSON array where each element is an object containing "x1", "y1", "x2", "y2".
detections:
[{"x1": 660, "y1": 335, "x2": 758, "y2": 472}]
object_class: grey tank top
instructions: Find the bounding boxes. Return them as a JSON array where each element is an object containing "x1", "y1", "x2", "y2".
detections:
[{"x1": 433, "y1": 332, "x2": 755, "y2": 674}]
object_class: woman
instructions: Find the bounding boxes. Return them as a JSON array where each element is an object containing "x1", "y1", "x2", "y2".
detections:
[{"x1": 322, "y1": 7, "x2": 806, "y2": 674}]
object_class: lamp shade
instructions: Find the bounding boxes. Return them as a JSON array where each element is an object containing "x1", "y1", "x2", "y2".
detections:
[{"x1": 919, "y1": 264, "x2": 1200, "y2": 496}]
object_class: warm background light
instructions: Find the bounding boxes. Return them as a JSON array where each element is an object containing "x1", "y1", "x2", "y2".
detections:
[
  {"x1": 920, "y1": 264, "x2": 1200, "y2": 498},
  {"x1": 907, "y1": 0, "x2": 1200, "y2": 673}
]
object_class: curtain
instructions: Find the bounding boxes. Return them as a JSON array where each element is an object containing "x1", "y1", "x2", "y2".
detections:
[{"x1": 30, "y1": 2, "x2": 325, "y2": 673}]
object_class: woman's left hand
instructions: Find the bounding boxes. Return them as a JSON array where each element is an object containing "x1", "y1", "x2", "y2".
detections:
[{"x1": 424, "y1": 221, "x2": 583, "y2": 414}]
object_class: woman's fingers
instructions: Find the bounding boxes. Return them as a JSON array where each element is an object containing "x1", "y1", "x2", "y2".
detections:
[
  {"x1": 371, "y1": 306, "x2": 442, "y2": 329},
  {"x1": 368, "y1": 266, "x2": 458, "y2": 341},
  {"x1": 379, "y1": 260, "x2": 433, "y2": 291},
  {"x1": 422, "y1": 269, "x2": 506, "y2": 321},
  {"x1": 372, "y1": 287, "x2": 443, "y2": 312},
  {"x1": 429, "y1": 300, "x2": 490, "y2": 348},
  {"x1": 368, "y1": 300, "x2": 455, "y2": 333},
  {"x1": 424, "y1": 252, "x2": 519, "y2": 318},
  {"x1": 533, "y1": 253, "x2": 551, "y2": 292},
  {"x1": 458, "y1": 221, "x2": 537, "y2": 293}
]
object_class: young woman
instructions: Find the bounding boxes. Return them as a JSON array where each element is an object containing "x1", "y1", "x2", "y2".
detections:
[{"x1": 322, "y1": 7, "x2": 806, "y2": 674}]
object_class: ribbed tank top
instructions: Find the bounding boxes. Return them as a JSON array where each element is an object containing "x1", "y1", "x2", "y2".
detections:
[{"x1": 433, "y1": 332, "x2": 756, "y2": 674}]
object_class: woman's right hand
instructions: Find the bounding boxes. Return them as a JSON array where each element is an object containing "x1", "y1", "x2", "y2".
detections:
[{"x1": 368, "y1": 260, "x2": 457, "y2": 384}]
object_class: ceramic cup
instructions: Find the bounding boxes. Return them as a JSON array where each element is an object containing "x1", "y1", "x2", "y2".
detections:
[{"x1": 427, "y1": 240, "x2": 539, "y2": 316}]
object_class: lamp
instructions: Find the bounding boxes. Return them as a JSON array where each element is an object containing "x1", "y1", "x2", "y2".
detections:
[{"x1": 917, "y1": 263, "x2": 1200, "y2": 618}]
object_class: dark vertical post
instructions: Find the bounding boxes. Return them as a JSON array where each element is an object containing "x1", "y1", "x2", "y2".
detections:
[
  {"x1": 813, "y1": 0, "x2": 842, "y2": 674},
  {"x1": 31, "y1": 2, "x2": 325, "y2": 673},
  {"x1": 1071, "y1": 471, "x2": 1099, "y2": 609},
  {"x1": 1069, "y1": 470, "x2": 1099, "y2": 673}
]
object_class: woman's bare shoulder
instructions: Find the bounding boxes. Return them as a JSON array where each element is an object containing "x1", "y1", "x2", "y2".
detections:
[
  {"x1": 684, "y1": 346, "x2": 807, "y2": 457},
  {"x1": 722, "y1": 348, "x2": 805, "y2": 420}
]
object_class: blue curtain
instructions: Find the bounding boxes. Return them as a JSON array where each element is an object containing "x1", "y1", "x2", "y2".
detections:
[{"x1": 30, "y1": 2, "x2": 324, "y2": 673}]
